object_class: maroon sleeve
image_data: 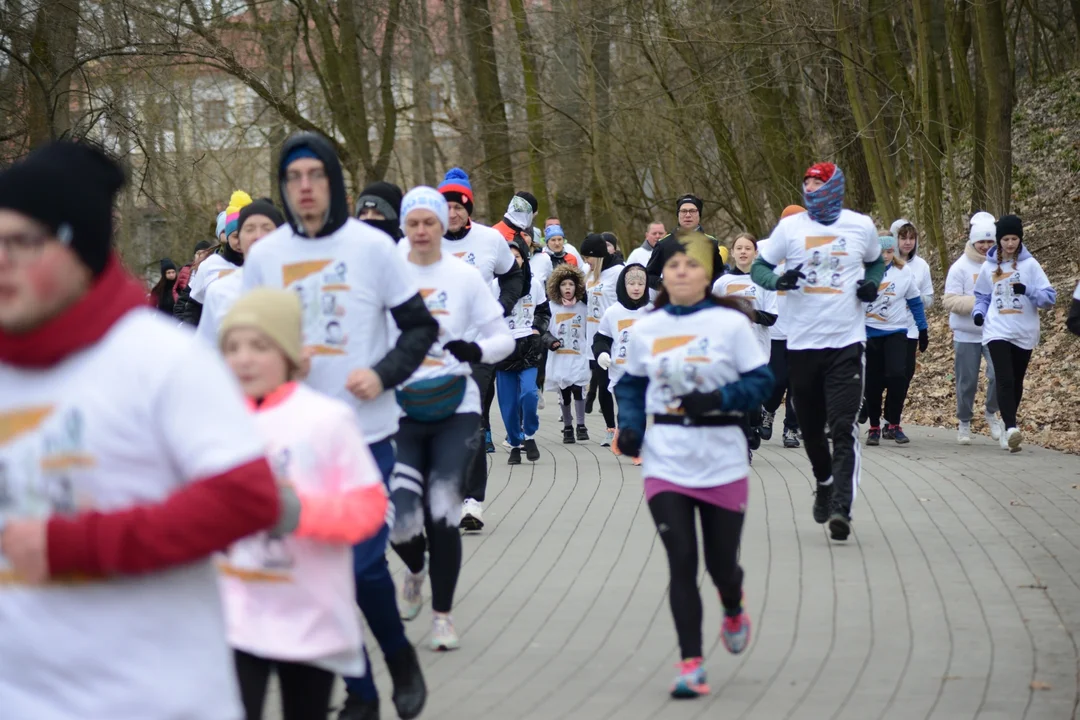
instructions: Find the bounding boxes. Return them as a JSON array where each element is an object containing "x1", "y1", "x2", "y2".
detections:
[
  {"x1": 173, "y1": 266, "x2": 192, "y2": 301},
  {"x1": 46, "y1": 458, "x2": 280, "y2": 577}
]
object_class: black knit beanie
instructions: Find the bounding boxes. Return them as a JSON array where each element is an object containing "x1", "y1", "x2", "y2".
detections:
[
  {"x1": 580, "y1": 233, "x2": 609, "y2": 258},
  {"x1": 676, "y1": 193, "x2": 703, "y2": 214},
  {"x1": 238, "y1": 198, "x2": 285, "y2": 232},
  {"x1": 996, "y1": 214, "x2": 1023, "y2": 242},
  {"x1": 160, "y1": 258, "x2": 177, "y2": 273},
  {"x1": 0, "y1": 140, "x2": 125, "y2": 276},
  {"x1": 355, "y1": 181, "x2": 403, "y2": 221}
]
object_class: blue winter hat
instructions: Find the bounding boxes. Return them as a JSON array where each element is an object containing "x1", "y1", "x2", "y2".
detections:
[
  {"x1": 215, "y1": 210, "x2": 227, "y2": 238},
  {"x1": 283, "y1": 146, "x2": 320, "y2": 168},
  {"x1": 879, "y1": 234, "x2": 897, "y2": 252},
  {"x1": 438, "y1": 167, "x2": 474, "y2": 214},
  {"x1": 545, "y1": 224, "x2": 565, "y2": 241}
]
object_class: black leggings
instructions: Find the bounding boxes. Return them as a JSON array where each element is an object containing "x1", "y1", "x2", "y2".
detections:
[
  {"x1": 233, "y1": 649, "x2": 335, "y2": 720},
  {"x1": 559, "y1": 384, "x2": 586, "y2": 427},
  {"x1": 864, "y1": 332, "x2": 911, "y2": 426},
  {"x1": 648, "y1": 491, "x2": 745, "y2": 660},
  {"x1": 987, "y1": 340, "x2": 1033, "y2": 429},
  {"x1": 765, "y1": 339, "x2": 799, "y2": 431},
  {"x1": 391, "y1": 412, "x2": 480, "y2": 613},
  {"x1": 588, "y1": 361, "x2": 615, "y2": 428}
]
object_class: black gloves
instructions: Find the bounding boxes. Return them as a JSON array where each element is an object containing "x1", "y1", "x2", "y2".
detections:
[
  {"x1": 443, "y1": 340, "x2": 483, "y2": 364},
  {"x1": 616, "y1": 427, "x2": 643, "y2": 457},
  {"x1": 755, "y1": 310, "x2": 778, "y2": 327},
  {"x1": 855, "y1": 279, "x2": 879, "y2": 303},
  {"x1": 973, "y1": 313, "x2": 984, "y2": 327},
  {"x1": 1012, "y1": 282, "x2": 1027, "y2": 295},
  {"x1": 775, "y1": 263, "x2": 805, "y2": 292},
  {"x1": 918, "y1": 328, "x2": 929, "y2": 353},
  {"x1": 679, "y1": 389, "x2": 724, "y2": 418}
]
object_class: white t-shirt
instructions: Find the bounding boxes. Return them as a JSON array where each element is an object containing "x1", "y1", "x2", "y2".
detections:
[
  {"x1": 400, "y1": 221, "x2": 515, "y2": 284},
  {"x1": 757, "y1": 237, "x2": 788, "y2": 342},
  {"x1": 624, "y1": 305, "x2": 768, "y2": 488},
  {"x1": 545, "y1": 300, "x2": 591, "y2": 390},
  {"x1": 865, "y1": 263, "x2": 920, "y2": 332},
  {"x1": 195, "y1": 268, "x2": 243, "y2": 347},
  {"x1": 243, "y1": 219, "x2": 419, "y2": 442},
  {"x1": 945, "y1": 251, "x2": 985, "y2": 343},
  {"x1": 626, "y1": 244, "x2": 654, "y2": 268},
  {"x1": 189, "y1": 253, "x2": 239, "y2": 304},
  {"x1": 586, "y1": 264, "x2": 623, "y2": 359},
  {"x1": 0, "y1": 310, "x2": 265, "y2": 720},
  {"x1": 508, "y1": 276, "x2": 547, "y2": 340},
  {"x1": 712, "y1": 273, "x2": 775, "y2": 360},
  {"x1": 905, "y1": 254, "x2": 933, "y2": 339},
  {"x1": 529, "y1": 252, "x2": 553, "y2": 290},
  {"x1": 397, "y1": 255, "x2": 511, "y2": 414},
  {"x1": 974, "y1": 255, "x2": 1052, "y2": 350},
  {"x1": 758, "y1": 209, "x2": 881, "y2": 351},
  {"x1": 596, "y1": 302, "x2": 652, "y2": 389}
]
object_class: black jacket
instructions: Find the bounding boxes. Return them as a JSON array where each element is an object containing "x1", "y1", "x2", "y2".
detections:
[
  {"x1": 497, "y1": 236, "x2": 551, "y2": 373},
  {"x1": 592, "y1": 263, "x2": 649, "y2": 359},
  {"x1": 645, "y1": 228, "x2": 725, "y2": 289}
]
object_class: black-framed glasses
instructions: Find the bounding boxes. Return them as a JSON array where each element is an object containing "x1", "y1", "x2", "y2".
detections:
[{"x1": 0, "y1": 231, "x2": 51, "y2": 263}]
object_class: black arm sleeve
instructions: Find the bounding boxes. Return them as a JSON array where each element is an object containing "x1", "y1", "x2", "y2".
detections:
[
  {"x1": 1068, "y1": 297, "x2": 1080, "y2": 337},
  {"x1": 371, "y1": 293, "x2": 440, "y2": 389},
  {"x1": 496, "y1": 263, "x2": 525, "y2": 317},
  {"x1": 532, "y1": 296, "x2": 551, "y2": 334},
  {"x1": 755, "y1": 310, "x2": 778, "y2": 327},
  {"x1": 645, "y1": 236, "x2": 669, "y2": 289},
  {"x1": 181, "y1": 294, "x2": 203, "y2": 326},
  {"x1": 592, "y1": 332, "x2": 614, "y2": 358}
]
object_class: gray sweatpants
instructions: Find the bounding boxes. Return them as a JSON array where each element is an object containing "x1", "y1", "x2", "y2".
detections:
[{"x1": 954, "y1": 341, "x2": 998, "y2": 421}]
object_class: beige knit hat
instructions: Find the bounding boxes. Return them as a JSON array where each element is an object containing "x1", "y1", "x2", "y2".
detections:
[{"x1": 219, "y1": 288, "x2": 303, "y2": 367}]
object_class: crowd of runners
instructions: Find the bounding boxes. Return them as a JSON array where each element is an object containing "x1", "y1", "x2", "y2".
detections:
[{"x1": 0, "y1": 135, "x2": 1077, "y2": 719}]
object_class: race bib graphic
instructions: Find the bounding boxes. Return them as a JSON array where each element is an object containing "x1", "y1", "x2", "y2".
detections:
[
  {"x1": 284, "y1": 259, "x2": 350, "y2": 356},
  {"x1": 802, "y1": 236, "x2": 847, "y2": 294},
  {"x1": 650, "y1": 335, "x2": 713, "y2": 413},
  {"x1": 554, "y1": 311, "x2": 584, "y2": 355},
  {"x1": 866, "y1": 280, "x2": 896, "y2": 322},
  {"x1": 992, "y1": 269, "x2": 1024, "y2": 315}
]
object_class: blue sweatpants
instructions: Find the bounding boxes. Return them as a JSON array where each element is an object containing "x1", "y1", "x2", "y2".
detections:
[
  {"x1": 344, "y1": 438, "x2": 410, "y2": 700},
  {"x1": 496, "y1": 367, "x2": 540, "y2": 447}
]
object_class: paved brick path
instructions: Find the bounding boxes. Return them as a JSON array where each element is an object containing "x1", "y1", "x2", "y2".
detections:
[{"x1": 277, "y1": 407, "x2": 1080, "y2": 719}]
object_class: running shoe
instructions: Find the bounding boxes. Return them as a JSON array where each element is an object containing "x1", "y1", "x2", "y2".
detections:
[
  {"x1": 867, "y1": 426, "x2": 880, "y2": 446},
  {"x1": 524, "y1": 438, "x2": 540, "y2": 461},
  {"x1": 721, "y1": 607, "x2": 752, "y2": 655},
  {"x1": 507, "y1": 447, "x2": 522, "y2": 465},
  {"x1": 400, "y1": 566, "x2": 426, "y2": 621},
  {"x1": 957, "y1": 421, "x2": 972, "y2": 445},
  {"x1": 783, "y1": 428, "x2": 800, "y2": 448},
  {"x1": 828, "y1": 511, "x2": 852, "y2": 541},
  {"x1": 881, "y1": 425, "x2": 895, "y2": 441},
  {"x1": 748, "y1": 427, "x2": 761, "y2": 450},
  {"x1": 812, "y1": 481, "x2": 833, "y2": 524},
  {"x1": 501, "y1": 438, "x2": 512, "y2": 449},
  {"x1": 485, "y1": 430, "x2": 495, "y2": 454},
  {"x1": 632, "y1": 457, "x2": 642, "y2": 466},
  {"x1": 986, "y1": 413, "x2": 1003, "y2": 440},
  {"x1": 576, "y1": 424, "x2": 590, "y2": 442},
  {"x1": 460, "y1": 499, "x2": 484, "y2": 531},
  {"x1": 562, "y1": 426, "x2": 576, "y2": 444},
  {"x1": 1005, "y1": 427, "x2": 1023, "y2": 453},
  {"x1": 891, "y1": 425, "x2": 910, "y2": 444},
  {"x1": 431, "y1": 614, "x2": 459, "y2": 652},
  {"x1": 385, "y1": 644, "x2": 427, "y2": 720},
  {"x1": 601, "y1": 429, "x2": 614, "y2": 447},
  {"x1": 337, "y1": 694, "x2": 380, "y2": 720},
  {"x1": 670, "y1": 657, "x2": 710, "y2": 699},
  {"x1": 760, "y1": 410, "x2": 775, "y2": 441}
]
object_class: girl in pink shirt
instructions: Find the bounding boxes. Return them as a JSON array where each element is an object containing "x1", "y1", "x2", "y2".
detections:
[{"x1": 217, "y1": 288, "x2": 389, "y2": 720}]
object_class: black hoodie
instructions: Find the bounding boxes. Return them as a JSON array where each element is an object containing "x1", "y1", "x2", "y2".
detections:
[
  {"x1": 495, "y1": 235, "x2": 552, "y2": 373},
  {"x1": 592, "y1": 263, "x2": 649, "y2": 359},
  {"x1": 278, "y1": 133, "x2": 350, "y2": 239}
]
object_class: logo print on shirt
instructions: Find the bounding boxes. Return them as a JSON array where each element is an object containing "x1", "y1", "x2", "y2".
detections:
[
  {"x1": 420, "y1": 288, "x2": 450, "y2": 316},
  {"x1": 283, "y1": 259, "x2": 348, "y2": 356},
  {"x1": 453, "y1": 251, "x2": 477, "y2": 266}
]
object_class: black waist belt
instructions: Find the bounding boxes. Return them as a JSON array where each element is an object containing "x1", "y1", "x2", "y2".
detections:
[{"x1": 652, "y1": 413, "x2": 742, "y2": 427}]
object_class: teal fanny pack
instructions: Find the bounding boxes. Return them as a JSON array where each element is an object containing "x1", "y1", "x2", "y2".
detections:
[{"x1": 395, "y1": 375, "x2": 467, "y2": 423}]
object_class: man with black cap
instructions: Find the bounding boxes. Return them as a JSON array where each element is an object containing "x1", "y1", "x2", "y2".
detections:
[
  {"x1": 355, "y1": 180, "x2": 404, "y2": 241},
  {"x1": 0, "y1": 141, "x2": 281, "y2": 718},
  {"x1": 645, "y1": 194, "x2": 728, "y2": 290},
  {"x1": 243, "y1": 132, "x2": 437, "y2": 720}
]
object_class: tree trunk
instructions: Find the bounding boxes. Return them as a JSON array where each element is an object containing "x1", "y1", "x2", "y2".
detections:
[
  {"x1": 25, "y1": 0, "x2": 81, "y2": 146},
  {"x1": 945, "y1": 0, "x2": 975, "y2": 132},
  {"x1": 970, "y1": 30, "x2": 989, "y2": 213},
  {"x1": 551, "y1": 0, "x2": 588, "y2": 242},
  {"x1": 913, "y1": 0, "x2": 949, "y2": 274},
  {"x1": 507, "y1": 0, "x2": 550, "y2": 219},
  {"x1": 409, "y1": 0, "x2": 438, "y2": 186},
  {"x1": 586, "y1": 0, "x2": 615, "y2": 234},
  {"x1": 972, "y1": 0, "x2": 1014, "y2": 215},
  {"x1": 461, "y1": 0, "x2": 514, "y2": 218}
]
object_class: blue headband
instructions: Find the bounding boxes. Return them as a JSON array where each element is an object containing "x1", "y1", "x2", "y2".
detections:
[{"x1": 284, "y1": 146, "x2": 320, "y2": 168}]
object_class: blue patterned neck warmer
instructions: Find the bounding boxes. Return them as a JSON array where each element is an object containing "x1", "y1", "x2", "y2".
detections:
[{"x1": 803, "y1": 166, "x2": 845, "y2": 225}]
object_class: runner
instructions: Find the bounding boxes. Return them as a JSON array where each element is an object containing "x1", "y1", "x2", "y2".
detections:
[
  {"x1": 197, "y1": 198, "x2": 284, "y2": 346},
  {"x1": 582, "y1": 233, "x2": 624, "y2": 445},
  {"x1": 645, "y1": 194, "x2": 728, "y2": 290},
  {"x1": 0, "y1": 140, "x2": 280, "y2": 719},
  {"x1": 543, "y1": 222, "x2": 584, "y2": 266},
  {"x1": 188, "y1": 190, "x2": 252, "y2": 324},
  {"x1": 891, "y1": 218, "x2": 934, "y2": 439},
  {"x1": 626, "y1": 221, "x2": 666, "y2": 267},
  {"x1": 942, "y1": 213, "x2": 1002, "y2": 443},
  {"x1": 242, "y1": 132, "x2": 437, "y2": 720},
  {"x1": 421, "y1": 168, "x2": 524, "y2": 531},
  {"x1": 613, "y1": 232, "x2": 771, "y2": 699},
  {"x1": 497, "y1": 235, "x2": 552, "y2": 464},
  {"x1": 390, "y1": 187, "x2": 513, "y2": 650},
  {"x1": 751, "y1": 162, "x2": 884, "y2": 541},
  {"x1": 593, "y1": 263, "x2": 652, "y2": 465},
  {"x1": 217, "y1": 288, "x2": 390, "y2": 720},
  {"x1": 545, "y1": 263, "x2": 591, "y2": 443},
  {"x1": 862, "y1": 234, "x2": 928, "y2": 446},
  {"x1": 355, "y1": 181, "x2": 404, "y2": 241},
  {"x1": 972, "y1": 215, "x2": 1056, "y2": 452}
]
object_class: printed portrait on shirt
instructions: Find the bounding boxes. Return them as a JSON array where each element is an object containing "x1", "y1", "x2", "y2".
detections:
[
  {"x1": 829, "y1": 256, "x2": 841, "y2": 271},
  {"x1": 326, "y1": 320, "x2": 346, "y2": 346},
  {"x1": 1011, "y1": 297, "x2": 1022, "y2": 310},
  {"x1": 282, "y1": 259, "x2": 352, "y2": 356},
  {"x1": 809, "y1": 250, "x2": 822, "y2": 267},
  {"x1": 806, "y1": 270, "x2": 818, "y2": 285},
  {"x1": 830, "y1": 272, "x2": 842, "y2": 288}
]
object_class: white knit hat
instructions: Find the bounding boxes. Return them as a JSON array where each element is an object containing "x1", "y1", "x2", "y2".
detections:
[
  {"x1": 969, "y1": 222, "x2": 996, "y2": 245},
  {"x1": 970, "y1": 211, "x2": 996, "y2": 227},
  {"x1": 400, "y1": 186, "x2": 449, "y2": 234}
]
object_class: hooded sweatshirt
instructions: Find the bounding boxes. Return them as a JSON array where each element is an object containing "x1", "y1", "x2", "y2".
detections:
[
  {"x1": 592, "y1": 263, "x2": 652, "y2": 390},
  {"x1": 973, "y1": 245, "x2": 1056, "y2": 350},
  {"x1": 243, "y1": 133, "x2": 439, "y2": 443},
  {"x1": 943, "y1": 240, "x2": 994, "y2": 343}
]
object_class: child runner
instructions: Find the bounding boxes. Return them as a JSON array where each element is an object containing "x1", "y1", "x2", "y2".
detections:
[
  {"x1": 497, "y1": 236, "x2": 552, "y2": 465},
  {"x1": 545, "y1": 264, "x2": 591, "y2": 443},
  {"x1": 942, "y1": 213, "x2": 1002, "y2": 443},
  {"x1": 862, "y1": 235, "x2": 929, "y2": 445},
  {"x1": 973, "y1": 215, "x2": 1056, "y2": 452},
  {"x1": 189, "y1": 190, "x2": 252, "y2": 315},
  {"x1": 614, "y1": 232, "x2": 772, "y2": 699},
  {"x1": 0, "y1": 141, "x2": 280, "y2": 720},
  {"x1": 218, "y1": 289, "x2": 389, "y2": 720},
  {"x1": 890, "y1": 219, "x2": 933, "y2": 440},
  {"x1": 389, "y1": 187, "x2": 513, "y2": 650},
  {"x1": 582, "y1": 233, "x2": 624, "y2": 445},
  {"x1": 593, "y1": 263, "x2": 652, "y2": 465}
]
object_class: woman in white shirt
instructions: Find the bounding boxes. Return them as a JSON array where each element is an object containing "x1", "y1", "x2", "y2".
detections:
[
  {"x1": 389, "y1": 187, "x2": 514, "y2": 651},
  {"x1": 614, "y1": 232, "x2": 773, "y2": 700},
  {"x1": 972, "y1": 215, "x2": 1056, "y2": 452},
  {"x1": 581, "y1": 233, "x2": 624, "y2": 446},
  {"x1": 891, "y1": 219, "x2": 933, "y2": 389}
]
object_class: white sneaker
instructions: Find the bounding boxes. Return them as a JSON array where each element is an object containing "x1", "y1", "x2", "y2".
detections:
[
  {"x1": 986, "y1": 413, "x2": 1003, "y2": 441},
  {"x1": 501, "y1": 438, "x2": 512, "y2": 449},
  {"x1": 431, "y1": 613, "x2": 459, "y2": 651},
  {"x1": 957, "y1": 421, "x2": 972, "y2": 445},
  {"x1": 460, "y1": 498, "x2": 484, "y2": 531},
  {"x1": 1005, "y1": 427, "x2": 1023, "y2": 453},
  {"x1": 999, "y1": 427, "x2": 1010, "y2": 450},
  {"x1": 537, "y1": 393, "x2": 546, "y2": 410},
  {"x1": 400, "y1": 566, "x2": 427, "y2": 621}
]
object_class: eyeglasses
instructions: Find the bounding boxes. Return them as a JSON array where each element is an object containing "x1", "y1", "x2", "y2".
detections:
[
  {"x1": 678, "y1": 209, "x2": 699, "y2": 216},
  {"x1": 0, "y1": 231, "x2": 51, "y2": 263},
  {"x1": 285, "y1": 168, "x2": 328, "y2": 186}
]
